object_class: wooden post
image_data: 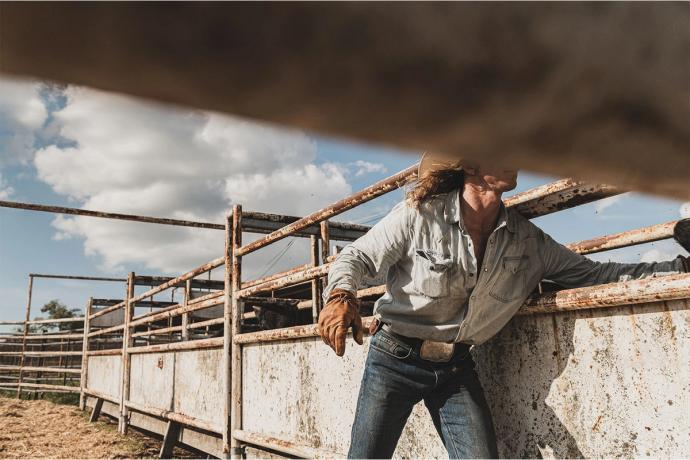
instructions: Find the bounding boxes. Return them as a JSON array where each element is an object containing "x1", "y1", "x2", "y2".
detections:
[
  {"x1": 80, "y1": 297, "x2": 93, "y2": 410},
  {"x1": 181, "y1": 280, "x2": 191, "y2": 341},
  {"x1": 159, "y1": 421, "x2": 181, "y2": 459},
  {"x1": 90, "y1": 397, "x2": 104, "y2": 422},
  {"x1": 310, "y1": 235, "x2": 322, "y2": 324},
  {"x1": 229, "y1": 206, "x2": 243, "y2": 459},
  {"x1": 16, "y1": 275, "x2": 33, "y2": 398},
  {"x1": 119, "y1": 272, "x2": 135, "y2": 434}
]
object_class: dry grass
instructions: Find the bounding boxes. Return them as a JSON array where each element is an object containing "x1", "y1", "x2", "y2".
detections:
[{"x1": 0, "y1": 396, "x2": 197, "y2": 458}]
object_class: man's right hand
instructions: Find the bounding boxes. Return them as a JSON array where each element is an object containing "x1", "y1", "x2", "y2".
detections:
[{"x1": 318, "y1": 288, "x2": 364, "y2": 357}]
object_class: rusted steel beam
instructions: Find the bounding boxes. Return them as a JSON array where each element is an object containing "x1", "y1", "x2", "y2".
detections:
[
  {"x1": 127, "y1": 337, "x2": 223, "y2": 354},
  {"x1": 129, "y1": 295, "x2": 223, "y2": 328},
  {"x1": 0, "y1": 200, "x2": 366, "y2": 241},
  {"x1": 233, "y1": 430, "x2": 343, "y2": 459},
  {"x1": 565, "y1": 220, "x2": 678, "y2": 255},
  {"x1": 236, "y1": 164, "x2": 418, "y2": 257},
  {"x1": 517, "y1": 272, "x2": 690, "y2": 315},
  {"x1": 125, "y1": 400, "x2": 221, "y2": 434},
  {"x1": 504, "y1": 179, "x2": 621, "y2": 219},
  {"x1": 181, "y1": 280, "x2": 191, "y2": 341}
]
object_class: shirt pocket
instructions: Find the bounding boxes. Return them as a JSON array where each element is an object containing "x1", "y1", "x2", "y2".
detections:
[
  {"x1": 488, "y1": 255, "x2": 531, "y2": 303},
  {"x1": 412, "y1": 248, "x2": 453, "y2": 298}
]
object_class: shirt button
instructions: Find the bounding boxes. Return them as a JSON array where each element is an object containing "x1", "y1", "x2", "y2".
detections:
[
  {"x1": 469, "y1": 273, "x2": 474, "y2": 277},
  {"x1": 470, "y1": 295, "x2": 475, "y2": 300}
]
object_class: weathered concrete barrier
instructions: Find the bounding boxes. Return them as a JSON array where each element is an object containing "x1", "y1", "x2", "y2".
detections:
[{"x1": 242, "y1": 298, "x2": 689, "y2": 458}]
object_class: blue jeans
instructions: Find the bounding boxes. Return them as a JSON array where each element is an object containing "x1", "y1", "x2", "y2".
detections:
[{"x1": 348, "y1": 329, "x2": 498, "y2": 459}]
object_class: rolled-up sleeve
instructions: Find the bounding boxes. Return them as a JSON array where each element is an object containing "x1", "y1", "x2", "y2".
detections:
[
  {"x1": 537, "y1": 228, "x2": 684, "y2": 288},
  {"x1": 323, "y1": 201, "x2": 412, "y2": 301}
]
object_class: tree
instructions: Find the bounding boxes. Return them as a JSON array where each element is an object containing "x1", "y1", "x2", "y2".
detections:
[{"x1": 35, "y1": 300, "x2": 81, "y2": 332}]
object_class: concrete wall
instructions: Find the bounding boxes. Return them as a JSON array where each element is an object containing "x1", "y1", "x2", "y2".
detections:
[{"x1": 242, "y1": 298, "x2": 690, "y2": 458}]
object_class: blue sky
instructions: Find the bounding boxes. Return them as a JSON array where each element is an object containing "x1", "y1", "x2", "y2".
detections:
[{"x1": 0, "y1": 78, "x2": 687, "y2": 325}]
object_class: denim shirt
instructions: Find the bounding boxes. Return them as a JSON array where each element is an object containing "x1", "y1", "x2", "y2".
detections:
[{"x1": 324, "y1": 189, "x2": 683, "y2": 345}]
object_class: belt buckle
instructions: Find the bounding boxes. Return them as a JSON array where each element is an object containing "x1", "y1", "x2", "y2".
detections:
[{"x1": 419, "y1": 340, "x2": 455, "y2": 363}]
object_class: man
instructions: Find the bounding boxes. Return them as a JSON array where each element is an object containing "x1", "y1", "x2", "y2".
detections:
[{"x1": 318, "y1": 152, "x2": 689, "y2": 459}]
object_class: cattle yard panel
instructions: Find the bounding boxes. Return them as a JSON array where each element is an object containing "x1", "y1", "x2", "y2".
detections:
[{"x1": 2, "y1": 163, "x2": 689, "y2": 458}]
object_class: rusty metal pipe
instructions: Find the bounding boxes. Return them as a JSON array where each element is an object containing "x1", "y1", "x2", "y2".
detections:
[
  {"x1": 565, "y1": 220, "x2": 678, "y2": 255},
  {"x1": 236, "y1": 164, "x2": 418, "y2": 257}
]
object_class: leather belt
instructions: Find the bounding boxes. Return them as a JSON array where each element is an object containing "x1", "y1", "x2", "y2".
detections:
[{"x1": 380, "y1": 323, "x2": 471, "y2": 359}]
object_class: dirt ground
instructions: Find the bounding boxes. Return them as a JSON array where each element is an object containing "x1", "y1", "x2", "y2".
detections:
[{"x1": 0, "y1": 396, "x2": 198, "y2": 459}]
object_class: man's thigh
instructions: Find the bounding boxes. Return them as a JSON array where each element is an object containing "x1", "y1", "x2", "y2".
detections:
[
  {"x1": 348, "y1": 335, "x2": 428, "y2": 459},
  {"x1": 424, "y1": 366, "x2": 498, "y2": 459}
]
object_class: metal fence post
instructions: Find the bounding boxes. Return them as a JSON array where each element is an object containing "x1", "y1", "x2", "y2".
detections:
[
  {"x1": 16, "y1": 275, "x2": 33, "y2": 398},
  {"x1": 119, "y1": 272, "x2": 135, "y2": 434}
]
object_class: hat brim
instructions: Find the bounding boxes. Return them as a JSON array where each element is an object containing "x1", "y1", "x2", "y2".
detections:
[{"x1": 418, "y1": 152, "x2": 468, "y2": 178}]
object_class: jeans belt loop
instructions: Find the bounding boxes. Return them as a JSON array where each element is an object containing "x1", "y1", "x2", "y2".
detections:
[{"x1": 380, "y1": 323, "x2": 468, "y2": 362}]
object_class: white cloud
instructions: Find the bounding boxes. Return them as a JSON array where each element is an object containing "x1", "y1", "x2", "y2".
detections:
[
  {"x1": 680, "y1": 202, "x2": 690, "y2": 219},
  {"x1": 640, "y1": 248, "x2": 677, "y2": 264},
  {"x1": 34, "y1": 86, "x2": 352, "y2": 275},
  {"x1": 0, "y1": 172, "x2": 14, "y2": 199},
  {"x1": 0, "y1": 78, "x2": 48, "y2": 165},
  {"x1": 593, "y1": 193, "x2": 626, "y2": 214},
  {"x1": 352, "y1": 160, "x2": 387, "y2": 177}
]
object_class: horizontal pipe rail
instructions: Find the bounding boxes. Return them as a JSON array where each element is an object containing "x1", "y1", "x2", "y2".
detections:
[
  {"x1": 0, "y1": 365, "x2": 81, "y2": 374},
  {"x1": 83, "y1": 388, "x2": 120, "y2": 404},
  {"x1": 28, "y1": 273, "x2": 125, "y2": 282},
  {"x1": 517, "y1": 272, "x2": 690, "y2": 315},
  {"x1": 88, "y1": 324, "x2": 125, "y2": 337},
  {"x1": 233, "y1": 430, "x2": 343, "y2": 459},
  {"x1": 0, "y1": 200, "x2": 367, "y2": 240},
  {"x1": 237, "y1": 264, "x2": 331, "y2": 298},
  {"x1": 26, "y1": 317, "x2": 85, "y2": 325},
  {"x1": 1, "y1": 382, "x2": 80, "y2": 392},
  {"x1": 0, "y1": 351, "x2": 82, "y2": 356},
  {"x1": 504, "y1": 179, "x2": 621, "y2": 219},
  {"x1": 129, "y1": 296, "x2": 224, "y2": 328},
  {"x1": 565, "y1": 220, "x2": 678, "y2": 255},
  {"x1": 187, "y1": 317, "x2": 224, "y2": 329},
  {"x1": 86, "y1": 349, "x2": 122, "y2": 357},
  {"x1": 19, "y1": 333, "x2": 83, "y2": 340},
  {"x1": 127, "y1": 337, "x2": 224, "y2": 354},
  {"x1": 236, "y1": 164, "x2": 418, "y2": 257},
  {"x1": 131, "y1": 325, "x2": 183, "y2": 338},
  {"x1": 235, "y1": 274, "x2": 690, "y2": 344},
  {"x1": 125, "y1": 400, "x2": 221, "y2": 434}
]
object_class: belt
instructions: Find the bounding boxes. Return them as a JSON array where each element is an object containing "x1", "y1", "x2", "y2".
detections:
[{"x1": 380, "y1": 323, "x2": 471, "y2": 358}]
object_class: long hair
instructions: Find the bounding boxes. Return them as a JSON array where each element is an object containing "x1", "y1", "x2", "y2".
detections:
[{"x1": 406, "y1": 168, "x2": 465, "y2": 209}]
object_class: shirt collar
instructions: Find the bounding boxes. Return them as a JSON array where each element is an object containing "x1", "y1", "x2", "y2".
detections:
[{"x1": 444, "y1": 188, "x2": 516, "y2": 234}]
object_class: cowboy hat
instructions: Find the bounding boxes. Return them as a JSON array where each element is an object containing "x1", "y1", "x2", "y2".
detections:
[{"x1": 417, "y1": 152, "x2": 479, "y2": 178}]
